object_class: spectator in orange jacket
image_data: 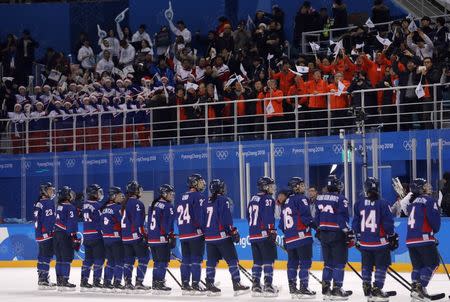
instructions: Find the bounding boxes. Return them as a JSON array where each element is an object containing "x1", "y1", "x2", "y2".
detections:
[
  {"x1": 258, "y1": 79, "x2": 284, "y2": 137},
  {"x1": 270, "y1": 61, "x2": 296, "y2": 95},
  {"x1": 361, "y1": 51, "x2": 391, "y2": 87},
  {"x1": 304, "y1": 69, "x2": 329, "y2": 133},
  {"x1": 328, "y1": 72, "x2": 350, "y2": 131}
]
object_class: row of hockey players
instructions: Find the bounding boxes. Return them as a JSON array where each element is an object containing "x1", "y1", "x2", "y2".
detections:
[{"x1": 33, "y1": 173, "x2": 441, "y2": 301}]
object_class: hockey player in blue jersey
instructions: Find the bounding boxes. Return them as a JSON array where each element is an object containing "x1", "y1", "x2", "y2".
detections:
[
  {"x1": 34, "y1": 182, "x2": 56, "y2": 290},
  {"x1": 279, "y1": 177, "x2": 316, "y2": 299},
  {"x1": 176, "y1": 173, "x2": 207, "y2": 295},
  {"x1": 54, "y1": 186, "x2": 79, "y2": 291},
  {"x1": 315, "y1": 175, "x2": 353, "y2": 300},
  {"x1": 202, "y1": 179, "x2": 250, "y2": 296},
  {"x1": 401, "y1": 178, "x2": 441, "y2": 302},
  {"x1": 101, "y1": 186, "x2": 125, "y2": 292},
  {"x1": 247, "y1": 176, "x2": 278, "y2": 297},
  {"x1": 353, "y1": 177, "x2": 399, "y2": 302},
  {"x1": 147, "y1": 184, "x2": 176, "y2": 295},
  {"x1": 81, "y1": 184, "x2": 105, "y2": 291},
  {"x1": 121, "y1": 180, "x2": 151, "y2": 292}
]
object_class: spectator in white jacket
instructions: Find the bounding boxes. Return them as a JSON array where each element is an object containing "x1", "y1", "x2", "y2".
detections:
[
  {"x1": 96, "y1": 50, "x2": 115, "y2": 75},
  {"x1": 119, "y1": 40, "x2": 136, "y2": 67},
  {"x1": 406, "y1": 29, "x2": 434, "y2": 60},
  {"x1": 105, "y1": 29, "x2": 120, "y2": 58},
  {"x1": 168, "y1": 20, "x2": 192, "y2": 44},
  {"x1": 132, "y1": 24, "x2": 153, "y2": 47},
  {"x1": 77, "y1": 40, "x2": 95, "y2": 70}
]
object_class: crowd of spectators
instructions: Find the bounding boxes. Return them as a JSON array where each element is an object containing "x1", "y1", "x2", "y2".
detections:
[{"x1": 0, "y1": 0, "x2": 450, "y2": 154}]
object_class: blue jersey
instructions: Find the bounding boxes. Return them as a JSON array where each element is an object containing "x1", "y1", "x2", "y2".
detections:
[
  {"x1": 247, "y1": 193, "x2": 275, "y2": 242},
  {"x1": 202, "y1": 195, "x2": 234, "y2": 242},
  {"x1": 100, "y1": 203, "x2": 123, "y2": 244},
  {"x1": 352, "y1": 198, "x2": 395, "y2": 250},
  {"x1": 121, "y1": 198, "x2": 146, "y2": 243},
  {"x1": 315, "y1": 193, "x2": 350, "y2": 232},
  {"x1": 176, "y1": 191, "x2": 205, "y2": 241},
  {"x1": 33, "y1": 198, "x2": 56, "y2": 242},
  {"x1": 279, "y1": 194, "x2": 313, "y2": 248},
  {"x1": 406, "y1": 195, "x2": 441, "y2": 247},
  {"x1": 147, "y1": 200, "x2": 175, "y2": 245},
  {"x1": 82, "y1": 200, "x2": 103, "y2": 241},
  {"x1": 55, "y1": 202, "x2": 78, "y2": 235}
]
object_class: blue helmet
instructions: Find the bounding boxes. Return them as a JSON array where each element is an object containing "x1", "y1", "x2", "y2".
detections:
[
  {"x1": 58, "y1": 186, "x2": 74, "y2": 203},
  {"x1": 86, "y1": 184, "x2": 104, "y2": 201},
  {"x1": 108, "y1": 186, "x2": 123, "y2": 201},
  {"x1": 187, "y1": 174, "x2": 206, "y2": 192},
  {"x1": 159, "y1": 184, "x2": 175, "y2": 202},
  {"x1": 126, "y1": 180, "x2": 143, "y2": 197},
  {"x1": 327, "y1": 175, "x2": 342, "y2": 192},
  {"x1": 364, "y1": 177, "x2": 379, "y2": 193},
  {"x1": 40, "y1": 182, "x2": 55, "y2": 199},
  {"x1": 257, "y1": 176, "x2": 275, "y2": 193},
  {"x1": 288, "y1": 177, "x2": 305, "y2": 193},
  {"x1": 209, "y1": 179, "x2": 226, "y2": 195},
  {"x1": 410, "y1": 178, "x2": 427, "y2": 195}
]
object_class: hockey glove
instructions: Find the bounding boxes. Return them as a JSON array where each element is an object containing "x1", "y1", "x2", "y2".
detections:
[
  {"x1": 167, "y1": 232, "x2": 176, "y2": 249},
  {"x1": 71, "y1": 233, "x2": 81, "y2": 251},
  {"x1": 387, "y1": 233, "x2": 399, "y2": 251},
  {"x1": 267, "y1": 229, "x2": 277, "y2": 242},
  {"x1": 229, "y1": 227, "x2": 240, "y2": 243},
  {"x1": 344, "y1": 229, "x2": 356, "y2": 248},
  {"x1": 314, "y1": 227, "x2": 321, "y2": 241}
]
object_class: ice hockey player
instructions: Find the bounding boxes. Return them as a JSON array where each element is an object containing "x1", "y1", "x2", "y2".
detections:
[
  {"x1": 202, "y1": 179, "x2": 250, "y2": 296},
  {"x1": 247, "y1": 176, "x2": 279, "y2": 297},
  {"x1": 176, "y1": 174, "x2": 207, "y2": 295},
  {"x1": 352, "y1": 177, "x2": 399, "y2": 302},
  {"x1": 34, "y1": 182, "x2": 56, "y2": 290},
  {"x1": 315, "y1": 175, "x2": 353, "y2": 300},
  {"x1": 402, "y1": 178, "x2": 441, "y2": 302},
  {"x1": 279, "y1": 177, "x2": 316, "y2": 299},
  {"x1": 100, "y1": 186, "x2": 125, "y2": 292},
  {"x1": 147, "y1": 184, "x2": 176, "y2": 295},
  {"x1": 81, "y1": 184, "x2": 105, "y2": 292},
  {"x1": 54, "y1": 186, "x2": 79, "y2": 291},
  {"x1": 121, "y1": 180, "x2": 151, "y2": 293}
]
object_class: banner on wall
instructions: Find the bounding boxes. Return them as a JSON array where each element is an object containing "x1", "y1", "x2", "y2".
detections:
[{"x1": 0, "y1": 219, "x2": 448, "y2": 264}]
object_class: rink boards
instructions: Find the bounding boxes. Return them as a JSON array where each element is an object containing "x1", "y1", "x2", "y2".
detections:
[{"x1": 0, "y1": 218, "x2": 449, "y2": 272}]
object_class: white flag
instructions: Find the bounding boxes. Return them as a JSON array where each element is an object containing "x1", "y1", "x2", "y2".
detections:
[
  {"x1": 406, "y1": 13, "x2": 414, "y2": 20},
  {"x1": 165, "y1": 45, "x2": 171, "y2": 58},
  {"x1": 240, "y1": 63, "x2": 248, "y2": 77},
  {"x1": 97, "y1": 24, "x2": 107, "y2": 39},
  {"x1": 329, "y1": 39, "x2": 336, "y2": 46},
  {"x1": 376, "y1": 34, "x2": 392, "y2": 47},
  {"x1": 327, "y1": 48, "x2": 332, "y2": 56},
  {"x1": 224, "y1": 76, "x2": 237, "y2": 88},
  {"x1": 408, "y1": 20, "x2": 418, "y2": 32},
  {"x1": 236, "y1": 75, "x2": 244, "y2": 83},
  {"x1": 213, "y1": 85, "x2": 218, "y2": 101},
  {"x1": 115, "y1": 8, "x2": 129, "y2": 23},
  {"x1": 415, "y1": 82, "x2": 425, "y2": 99},
  {"x1": 267, "y1": 53, "x2": 274, "y2": 61},
  {"x1": 355, "y1": 42, "x2": 365, "y2": 49},
  {"x1": 164, "y1": 0, "x2": 174, "y2": 21},
  {"x1": 309, "y1": 42, "x2": 320, "y2": 52},
  {"x1": 333, "y1": 40, "x2": 343, "y2": 58},
  {"x1": 289, "y1": 69, "x2": 303, "y2": 77},
  {"x1": 365, "y1": 18, "x2": 375, "y2": 29},
  {"x1": 184, "y1": 82, "x2": 199, "y2": 91},
  {"x1": 246, "y1": 14, "x2": 255, "y2": 30},
  {"x1": 336, "y1": 81, "x2": 346, "y2": 96},
  {"x1": 295, "y1": 65, "x2": 309, "y2": 74},
  {"x1": 266, "y1": 101, "x2": 275, "y2": 114}
]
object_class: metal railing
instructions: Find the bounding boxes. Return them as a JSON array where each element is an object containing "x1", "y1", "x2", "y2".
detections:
[
  {"x1": 300, "y1": 13, "x2": 450, "y2": 54},
  {"x1": 1, "y1": 82, "x2": 449, "y2": 154}
]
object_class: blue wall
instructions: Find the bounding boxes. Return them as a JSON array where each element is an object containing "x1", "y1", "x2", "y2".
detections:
[{"x1": 0, "y1": 218, "x2": 448, "y2": 264}]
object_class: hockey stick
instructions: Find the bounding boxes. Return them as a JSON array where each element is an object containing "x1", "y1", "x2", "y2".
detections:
[
  {"x1": 347, "y1": 262, "x2": 397, "y2": 296},
  {"x1": 170, "y1": 252, "x2": 220, "y2": 287},
  {"x1": 438, "y1": 252, "x2": 450, "y2": 281},
  {"x1": 166, "y1": 268, "x2": 182, "y2": 289},
  {"x1": 237, "y1": 263, "x2": 254, "y2": 282},
  {"x1": 274, "y1": 240, "x2": 323, "y2": 285}
]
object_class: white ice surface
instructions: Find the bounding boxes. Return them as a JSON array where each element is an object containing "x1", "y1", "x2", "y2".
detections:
[{"x1": 0, "y1": 267, "x2": 448, "y2": 302}]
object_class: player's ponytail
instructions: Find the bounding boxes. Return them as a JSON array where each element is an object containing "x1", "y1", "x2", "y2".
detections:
[
  {"x1": 122, "y1": 195, "x2": 130, "y2": 211},
  {"x1": 209, "y1": 193, "x2": 219, "y2": 203},
  {"x1": 149, "y1": 197, "x2": 159, "y2": 215}
]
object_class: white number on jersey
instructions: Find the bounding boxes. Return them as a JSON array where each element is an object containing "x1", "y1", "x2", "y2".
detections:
[
  {"x1": 248, "y1": 204, "x2": 259, "y2": 226},
  {"x1": 177, "y1": 204, "x2": 191, "y2": 225},
  {"x1": 318, "y1": 204, "x2": 334, "y2": 213},
  {"x1": 282, "y1": 207, "x2": 294, "y2": 229},
  {"x1": 360, "y1": 209, "x2": 378, "y2": 233},
  {"x1": 206, "y1": 207, "x2": 214, "y2": 228},
  {"x1": 83, "y1": 212, "x2": 92, "y2": 222},
  {"x1": 45, "y1": 209, "x2": 53, "y2": 216},
  {"x1": 121, "y1": 210, "x2": 127, "y2": 228},
  {"x1": 69, "y1": 211, "x2": 74, "y2": 218},
  {"x1": 408, "y1": 206, "x2": 416, "y2": 229},
  {"x1": 103, "y1": 217, "x2": 110, "y2": 225},
  {"x1": 150, "y1": 211, "x2": 156, "y2": 230}
]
